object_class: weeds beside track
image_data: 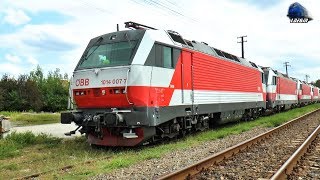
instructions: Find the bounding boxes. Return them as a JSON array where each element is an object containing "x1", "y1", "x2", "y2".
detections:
[{"x1": 1, "y1": 104, "x2": 320, "y2": 179}]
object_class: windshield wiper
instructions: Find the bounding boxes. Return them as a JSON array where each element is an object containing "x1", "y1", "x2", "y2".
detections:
[
  {"x1": 125, "y1": 33, "x2": 132, "y2": 48},
  {"x1": 84, "y1": 36, "x2": 104, "y2": 61}
]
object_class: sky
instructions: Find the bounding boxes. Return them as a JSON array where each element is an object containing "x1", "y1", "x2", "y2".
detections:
[{"x1": 0, "y1": 0, "x2": 319, "y2": 82}]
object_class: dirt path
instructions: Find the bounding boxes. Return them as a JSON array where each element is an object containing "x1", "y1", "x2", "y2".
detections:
[{"x1": 4, "y1": 123, "x2": 81, "y2": 138}]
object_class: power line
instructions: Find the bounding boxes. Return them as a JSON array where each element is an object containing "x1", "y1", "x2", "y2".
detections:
[
  {"x1": 237, "y1": 35, "x2": 247, "y2": 58},
  {"x1": 77, "y1": 0, "x2": 113, "y2": 15},
  {"x1": 76, "y1": 0, "x2": 198, "y2": 30},
  {"x1": 163, "y1": 0, "x2": 179, "y2": 7},
  {"x1": 132, "y1": 0, "x2": 196, "y2": 22},
  {"x1": 148, "y1": 0, "x2": 186, "y2": 17},
  {"x1": 129, "y1": 0, "x2": 174, "y2": 19}
]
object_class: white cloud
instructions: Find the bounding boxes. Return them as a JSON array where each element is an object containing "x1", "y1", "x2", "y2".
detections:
[
  {"x1": 0, "y1": 0, "x2": 320, "y2": 81},
  {"x1": 0, "y1": 55, "x2": 39, "y2": 77},
  {"x1": 3, "y1": 8, "x2": 31, "y2": 26},
  {"x1": 5, "y1": 54, "x2": 21, "y2": 63},
  {"x1": 0, "y1": 24, "x2": 78, "y2": 52},
  {"x1": 27, "y1": 56, "x2": 38, "y2": 65},
  {"x1": 292, "y1": 66, "x2": 320, "y2": 83},
  {"x1": 0, "y1": 63, "x2": 24, "y2": 77}
]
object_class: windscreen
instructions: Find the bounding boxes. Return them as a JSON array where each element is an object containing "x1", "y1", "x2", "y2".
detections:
[{"x1": 77, "y1": 41, "x2": 137, "y2": 69}]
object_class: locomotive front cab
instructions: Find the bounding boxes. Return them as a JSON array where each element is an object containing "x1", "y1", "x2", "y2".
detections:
[
  {"x1": 263, "y1": 67, "x2": 277, "y2": 109},
  {"x1": 72, "y1": 30, "x2": 145, "y2": 109},
  {"x1": 61, "y1": 29, "x2": 158, "y2": 146}
]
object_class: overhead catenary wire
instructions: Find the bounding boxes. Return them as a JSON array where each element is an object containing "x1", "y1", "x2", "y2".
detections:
[
  {"x1": 77, "y1": 0, "x2": 114, "y2": 15},
  {"x1": 145, "y1": 0, "x2": 188, "y2": 18},
  {"x1": 131, "y1": 0, "x2": 197, "y2": 22},
  {"x1": 75, "y1": 0, "x2": 198, "y2": 30}
]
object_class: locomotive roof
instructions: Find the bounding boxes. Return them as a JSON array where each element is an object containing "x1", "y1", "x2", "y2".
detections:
[
  {"x1": 86, "y1": 27, "x2": 261, "y2": 71},
  {"x1": 88, "y1": 29, "x2": 146, "y2": 47},
  {"x1": 277, "y1": 72, "x2": 297, "y2": 81},
  {"x1": 261, "y1": 67, "x2": 297, "y2": 81},
  {"x1": 148, "y1": 29, "x2": 261, "y2": 71}
]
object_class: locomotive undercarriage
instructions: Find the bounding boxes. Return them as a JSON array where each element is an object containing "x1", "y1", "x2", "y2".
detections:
[
  {"x1": 139, "y1": 107, "x2": 264, "y2": 143},
  {"x1": 62, "y1": 97, "x2": 296, "y2": 147},
  {"x1": 61, "y1": 108, "x2": 154, "y2": 142},
  {"x1": 155, "y1": 115, "x2": 210, "y2": 140},
  {"x1": 65, "y1": 100, "x2": 318, "y2": 147},
  {"x1": 154, "y1": 108, "x2": 262, "y2": 140},
  {"x1": 62, "y1": 106, "x2": 266, "y2": 146},
  {"x1": 267, "y1": 100, "x2": 301, "y2": 113}
]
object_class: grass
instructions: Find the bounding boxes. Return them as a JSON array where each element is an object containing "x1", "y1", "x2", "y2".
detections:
[
  {"x1": 0, "y1": 111, "x2": 60, "y2": 126},
  {"x1": 193, "y1": 104, "x2": 320, "y2": 142},
  {"x1": 0, "y1": 133, "x2": 111, "y2": 179},
  {"x1": 0, "y1": 104, "x2": 319, "y2": 179},
  {"x1": 0, "y1": 131, "x2": 61, "y2": 159}
]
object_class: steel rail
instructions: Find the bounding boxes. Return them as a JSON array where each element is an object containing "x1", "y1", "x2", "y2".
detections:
[
  {"x1": 271, "y1": 124, "x2": 320, "y2": 180},
  {"x1": 158, "y1": 109, "x2": 320, "y2": 180}
]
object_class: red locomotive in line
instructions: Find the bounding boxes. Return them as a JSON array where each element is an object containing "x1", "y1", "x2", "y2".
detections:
[{"x1": 61, "y1": 22, "x2": 319, "y2": 147}]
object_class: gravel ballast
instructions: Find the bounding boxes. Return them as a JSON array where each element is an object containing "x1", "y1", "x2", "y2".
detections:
[
  {"x1": 289, "y1": 135, "x2": 320, "y2": 179},
  {"x1": 194, "y1": 112, "x2": 320, "y2": 179},
  {"x1": 92, "y1": 127, "x2": 271, "y2": 179}
]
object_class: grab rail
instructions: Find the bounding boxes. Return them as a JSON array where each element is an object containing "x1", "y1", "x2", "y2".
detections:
[{"x1": 125, "y1": 68, "x2": 133, "y2": 105}]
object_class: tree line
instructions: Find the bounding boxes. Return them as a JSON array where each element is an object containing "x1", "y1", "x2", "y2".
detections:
[
  {"x1": 312, "y1": 80, "x2": 320, "y2": 89},
  {"x1": 0, "y1": 66, "x2": 69, "y2": 112}
]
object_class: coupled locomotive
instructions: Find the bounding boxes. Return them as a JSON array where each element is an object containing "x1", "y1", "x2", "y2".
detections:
[{"x1": 61, "y1": 22, "x2": 319, "y2": 147}]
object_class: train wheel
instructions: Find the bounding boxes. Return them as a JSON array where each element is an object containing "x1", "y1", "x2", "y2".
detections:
[{"x1": 179, "y1": 130, "x2": 186, "y2": 138}]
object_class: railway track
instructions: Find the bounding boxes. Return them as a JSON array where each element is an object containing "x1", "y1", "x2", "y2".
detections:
[
  {"x1": 159, "y1": 109, "x2": 320, "y2": 180},
  {"x1": 287, "y1": 132, "x2": 320, "y2": 179},
  {"x1": 272, "y1": 125, "x2": 320, "y2": 179}
]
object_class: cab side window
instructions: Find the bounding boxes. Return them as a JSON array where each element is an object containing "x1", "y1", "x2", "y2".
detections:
[
  {"x1": 163, "y1": 46, "x2": 173, "y2": 68},
  {"x1": 272, "y1": 76, "x2": 277, "y2": 85},
  {"x1": 144, "y1": 43, "x2": 181, "y2": 68},
  {"x1": 154, "y1": 44, "x2": 176, "y2": 69},
  {"x1": 261, "y1": 73, "x2": 266, "y2": 84}
]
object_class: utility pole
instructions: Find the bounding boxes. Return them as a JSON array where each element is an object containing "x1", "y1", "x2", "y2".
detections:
[
  {"x1": 305, "y1": 74, "x2": 310, "y2": 83},
  {"x1": 237, "y1": 35, "x2": 247, "y2": 58},
  {"x1": 284, "y1": 61, "x2": 291, "y2": 76}
]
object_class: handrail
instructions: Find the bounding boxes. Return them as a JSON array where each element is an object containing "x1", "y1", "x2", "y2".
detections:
[{"x1": 125, "y1": 68, "x2": 133, "y2": 105}]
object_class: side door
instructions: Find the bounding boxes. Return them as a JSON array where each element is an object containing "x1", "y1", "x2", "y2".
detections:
[
  {"x1": 181, "y1": 51, "x2": 193, "y2": 111},
  {"x1": 277, "y1": 77, "x2": 280, "y2": 100}
]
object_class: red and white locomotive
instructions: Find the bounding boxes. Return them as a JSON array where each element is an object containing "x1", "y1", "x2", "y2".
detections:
[
  {"x1": 61, "y1": 22, "x2": 317, "y2": 146},
  {"x1": 262, "y1": 67, "x2": 299, "y2": 111}
]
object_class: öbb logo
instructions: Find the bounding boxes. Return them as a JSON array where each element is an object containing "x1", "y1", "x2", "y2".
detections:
[
  {"x1": 287, "y1": 2, "x2": 313, "y2": 23},
  {"x1": 76, "y1": 78, "x2": 89, "y2": 86}
]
